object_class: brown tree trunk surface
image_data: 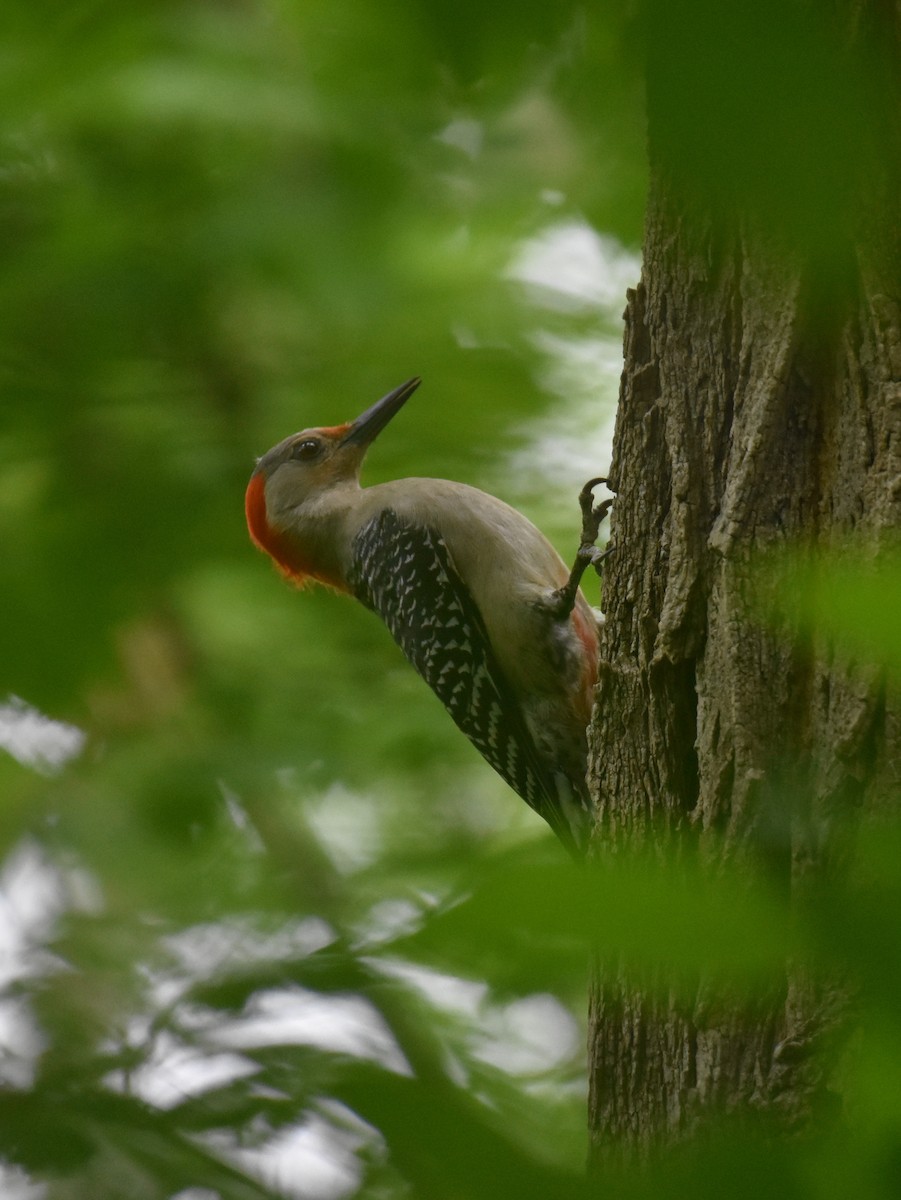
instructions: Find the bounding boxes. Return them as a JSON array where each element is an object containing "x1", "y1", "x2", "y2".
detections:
[{"x1": 587, "y1": 0, "x2": 900, "y2": 1159}]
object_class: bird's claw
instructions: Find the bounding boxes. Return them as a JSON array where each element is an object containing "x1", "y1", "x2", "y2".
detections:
[
  {"x1": 551, "y1": 477, "x2": 615, "y2": 620},
  {"x1": 578, "y1": 477, "x2": 614, "y2": 564}
]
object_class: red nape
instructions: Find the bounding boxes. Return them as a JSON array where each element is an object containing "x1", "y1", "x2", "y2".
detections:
[
  {"x1": 244, "y1": 473, "x2": 344, "y2": 591},
  {"x1": 245, "y1": 472, "x2": 274, "y2": 555},
  {"x1": 318, "y1": 422, "x2": 352, "y2": 438}
]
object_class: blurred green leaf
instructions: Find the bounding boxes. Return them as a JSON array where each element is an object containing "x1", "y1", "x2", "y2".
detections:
[
  {"x1": 644, "y1": 0, "x2": 890, "y2": 285},
  {"x1": 388, "y1": 842, "x2": 792, "y2": 992},
  {"x1": 756, "y1": 547, "x2": 901, "y2": 675}
]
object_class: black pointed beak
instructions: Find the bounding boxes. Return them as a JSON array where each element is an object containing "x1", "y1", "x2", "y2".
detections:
[{"x1": 340, "y1": 377, "x2": 421, "y2": 449}]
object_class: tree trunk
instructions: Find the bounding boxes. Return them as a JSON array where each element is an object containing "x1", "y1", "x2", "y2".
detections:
[{"x1": 586, "y1": 0, "x2": 900, "y2": 1158}]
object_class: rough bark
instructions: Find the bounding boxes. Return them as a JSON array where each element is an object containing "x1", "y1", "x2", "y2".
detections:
[{"x1": 587, "y1": 0, "x2": 901, "y2": 1159}]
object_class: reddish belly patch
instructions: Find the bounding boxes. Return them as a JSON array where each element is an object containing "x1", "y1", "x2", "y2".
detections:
[{"x1": 570, "y1": 606, "x2": 599, "y2": 723}]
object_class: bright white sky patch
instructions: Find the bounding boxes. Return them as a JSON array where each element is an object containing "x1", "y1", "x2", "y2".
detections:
[
  {"x1": 501, "y1": 218, "x2": 639, "y2": 526},
  {"x1": 507, "y1": 218, "x2": 639, "y2": 314},
  {"x1": 212, "y1": 987, "x2": 410, "y2": 1076},
  {"x1": 111, "y1": 1031, "x2": 258, "y2": 1110},
  {"x1": 163, "y1": 916, "x2": 337, "y2": 982},
  {"x1": 506, "y1": 333, "x2": 620, "y2": 491},
  {"x1": 0, "y1": 695, "x2": 85, "y2": 773},
  {"x1": 373, "y1": 957, "x2": 488, "y2": 1018},
  {"x1": 0, "y1": 1163, "x2": 45, "y2": 1200},
  {"x1": 472, "y1": 992, "x2": 580, "y2": 1075},
  {"x1": 0, "y1": 842, "x2": 103, "y2": 1092},
  {"x1": 371, "y1": 961, "x2": 580, "y2": 1076},
  {"x1": 434, "y1": 116, "x2": 483, "y2": 160},
  {"x1": 0, "y1": 841, "x2": 72, "y2": 988},
  {"x1": 208, "y1": 1111, "x2": 366, "y2": 1200},
  {"x1": 306, "y1": 783, "x2": 384, "y2": 874}
]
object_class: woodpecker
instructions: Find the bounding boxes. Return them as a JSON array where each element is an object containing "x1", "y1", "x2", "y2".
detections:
[{"x1": 245, "y1": 378, "x2": 611, "y2": 854}]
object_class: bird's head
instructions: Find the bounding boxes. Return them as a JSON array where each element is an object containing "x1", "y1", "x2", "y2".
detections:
[{"x1": 245, "y1": 376, "x2": 420, "y2": 586}]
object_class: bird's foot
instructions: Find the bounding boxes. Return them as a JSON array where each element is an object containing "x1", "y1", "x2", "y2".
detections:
[
  {"x1": 578, "y1": 476, "x2": 614, "y2": 551},
  {"x1": 550, "y1": 477, "x2": 614, "y2": 621}
]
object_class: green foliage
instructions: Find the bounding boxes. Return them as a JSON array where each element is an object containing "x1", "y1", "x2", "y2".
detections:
[
  {"x1": 0, "y1": 1, "x2": 898, "y2": 1198},
  {"x1": 768, "y1": 548, "x2": 901, "y2": 677},
  {"x1": 643, "y1": 0, "x2": 893, "y2": 277}
]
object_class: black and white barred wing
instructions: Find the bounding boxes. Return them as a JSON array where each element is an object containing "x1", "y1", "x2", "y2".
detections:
[{"x1": 350, "y1": 509, "x2": 564, "y2": 831}]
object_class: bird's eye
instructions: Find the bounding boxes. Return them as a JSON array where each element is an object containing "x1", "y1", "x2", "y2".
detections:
[{"x1": 292, "y1": 439, "x2": 322, "y2": 462}]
